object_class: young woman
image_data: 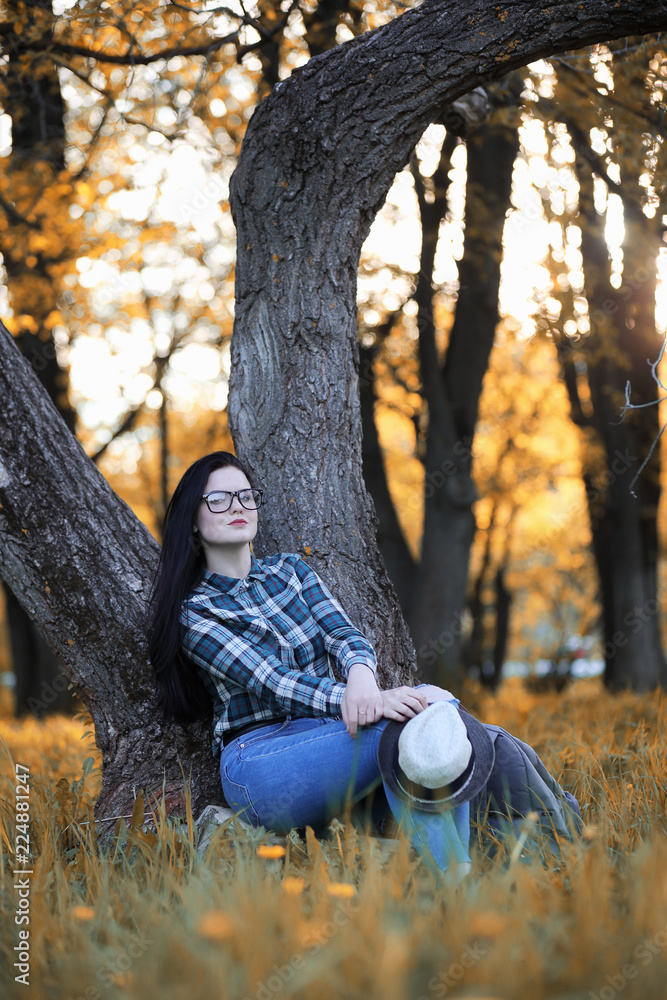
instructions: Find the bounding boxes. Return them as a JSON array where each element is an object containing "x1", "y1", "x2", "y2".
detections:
[{"x1": 149, "y1": 451, "x2": 581, "y2": 880}]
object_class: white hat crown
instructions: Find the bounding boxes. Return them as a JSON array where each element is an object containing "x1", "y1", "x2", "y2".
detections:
[{"x1": 397, "y1": 701, "x2": 472, "y2": 789}]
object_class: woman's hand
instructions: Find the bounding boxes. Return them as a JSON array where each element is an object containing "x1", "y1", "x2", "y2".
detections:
[
  {"x1": 341, "y1": 664, "x2": 383, "y2": 738},
  {"x1": 380, "y1": 686, "x2": 430, "y2": 723},
  {"x1": 416, "y1": 684, "x2": 455, "y2": 703}
]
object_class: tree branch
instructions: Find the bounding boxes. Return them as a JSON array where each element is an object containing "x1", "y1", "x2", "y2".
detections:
[
  {"x1": 559, "y1": 114, "x2": 664, "y2": 235},
  {"x1": 554, "y1": 55, "x2": 667, "y2": 133},
  {"x1": 41, "y1": 32, "x2": 242, "y2": 66}
]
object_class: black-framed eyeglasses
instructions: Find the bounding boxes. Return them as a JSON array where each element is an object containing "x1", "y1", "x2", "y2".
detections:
[{"x1": 201, "y1": 489, "x2": 264, "y2": 513}]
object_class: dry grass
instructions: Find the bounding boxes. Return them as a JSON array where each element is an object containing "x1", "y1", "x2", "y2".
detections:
[{"x1": 1, "y1": 677, "x2": 666, "y2": 1000}]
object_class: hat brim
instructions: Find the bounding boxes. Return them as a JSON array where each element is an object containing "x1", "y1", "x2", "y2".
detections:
[{"x1": 377, "y1": 702, "x2": 495, "y2": 813}]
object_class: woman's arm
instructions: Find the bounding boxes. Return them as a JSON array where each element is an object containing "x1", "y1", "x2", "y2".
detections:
[
  {"x1": 341, "y1": 673, "x2": 433, "y2": 738},
  {"x1": 293, "y1": 556, "x2": 378, "y2": 677},
  {"x1": 292, "y1": 556, "x2": 385, "y2": 736},
  {"x1": 341, "y1": 663, "x2": 383, "y2": 737},
  {"x1": 292, "y1": 560, "x2": 452, "y2": 735}
]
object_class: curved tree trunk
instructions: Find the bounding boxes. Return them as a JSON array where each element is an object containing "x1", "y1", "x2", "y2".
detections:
[
  {"x1": 228, "y1": 1, "x2": 656, "y2": 685},
  {"x1": 2, "y1": 0, "x2": 666, "y2": 824},
  {"x1": 0, "y1": 322, "x2": 221, "y2": 828}
]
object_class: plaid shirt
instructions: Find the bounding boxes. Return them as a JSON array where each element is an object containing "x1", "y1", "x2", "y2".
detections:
[{"x1": 180, "y1": 552, "x2": 378, "y2": 757}]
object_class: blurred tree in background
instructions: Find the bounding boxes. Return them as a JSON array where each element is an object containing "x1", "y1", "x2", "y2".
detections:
[
  {"x1": 356, "y1": 39, "x2": 667, "y2": 693},
  {"x1": 534, "y1": 41, "x2": 667, "y2": 690},
  {"x1": 1, "y1": 0, "x2": 79, "y2": 713}
]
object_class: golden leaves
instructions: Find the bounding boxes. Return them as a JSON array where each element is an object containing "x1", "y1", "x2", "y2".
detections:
[
  {"x1": 0, "y1": 162, "x2": 83, "y2": 322},
  {"x1": 27, "y1": 234, "x2": 50, "y2": 254},
  {"x1": 75, "y1": 181, "x2": 95, "y2": 208},
  {"x1": 45, "y1": 310, "x2": 64, "y2": 329},
  {"x1": 4, "y1": 314, "x2": 38, "y2": 334}
]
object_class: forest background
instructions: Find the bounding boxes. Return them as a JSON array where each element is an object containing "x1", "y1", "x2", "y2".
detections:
[
  {"x1": 1, "y1": 5, "x2": 667, "y2": 999},
  {"x1": 1, "y1": 0, "x2": 666, "y2": 713}
]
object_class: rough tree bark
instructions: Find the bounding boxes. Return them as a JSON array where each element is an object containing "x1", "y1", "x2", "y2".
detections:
[
  {"x1": 0, "y1": 322, "x2": 222, "y2": 826},
  {"x1": 2, "y1": 0, "x2": 667, "y2": 822},
  {"x1": 230, "y1": 0, "x2": 662, "y2": 685}
]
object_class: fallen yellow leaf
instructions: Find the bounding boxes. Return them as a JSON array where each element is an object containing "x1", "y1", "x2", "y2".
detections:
[
  {"x1": 326, "y1": 882, "x2": 356, "y2": 898},
  {"x1": 470, "y1": 911, "x2": 507, "y2": 938},
  {"x1": 257, "y1": 844, "x2": 285, "y2": 859},
  {"x1": 197, "y1": 910, "x2": 234, "y2": 941},
  {"x1": 283, "y1": 876, "x2": 306, "y2": 895}
]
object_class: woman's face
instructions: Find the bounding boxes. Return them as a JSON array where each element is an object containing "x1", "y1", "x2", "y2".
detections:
[{"x1": 194, "y1": 466, "x2": 259, "y2": 552}]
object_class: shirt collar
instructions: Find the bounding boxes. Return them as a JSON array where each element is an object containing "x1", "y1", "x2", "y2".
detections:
[{"x1": 202, "y1": 555, "x2": 267, "y2": 593}]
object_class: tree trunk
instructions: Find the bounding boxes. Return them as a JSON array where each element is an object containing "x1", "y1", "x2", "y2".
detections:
[
  {"x1": 0, "y1": 323, "x2": 222, "y2": 827},
  {"x1": 463, "y1": 503, "x2": 496, "y2": 683},
  {"x1": 492, "y1": 563, "x2": 512, "y2": 685},
  {"x1": 409, "y1": 85, "x2": 520, "y2": 686},
  {"x1": 568, "y1": 151, "x2": 666, "y2": 692},
  {"x1": 359, "y1": 342, "x2": 417, "y2": 619},
  {"x1": 0, "y1": 0, "x2": 81, "y2": 716},
  {"x1": 0, "y1": 0, "x2": 75, "y2": 432},
  {"x1": 2, "y1": 0, "x2": 666, "y2": 822},
  {"x1": 230, "y1": 0, "x2": 665, "y2": 685},
  {"x1": 3, "y1": 582, "x2": 76, "y2": 716}
]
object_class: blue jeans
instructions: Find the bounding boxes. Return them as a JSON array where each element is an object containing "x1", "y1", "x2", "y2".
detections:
[{"x1": 219, "y1": 705, "x2": 471, "y2": 877}]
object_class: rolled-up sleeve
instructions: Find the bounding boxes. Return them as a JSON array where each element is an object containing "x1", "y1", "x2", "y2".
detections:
[
  {"x1": 294, "y1": 557, "x2": 378, "y2": 679},
  {"x1": 182, "y1": 604, "x2": 346, "y2": 716}
]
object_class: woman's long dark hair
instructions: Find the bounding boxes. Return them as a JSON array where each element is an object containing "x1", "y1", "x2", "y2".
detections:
[{"x1": 148, "y1": 451, "x2": 253, "y2": 722}]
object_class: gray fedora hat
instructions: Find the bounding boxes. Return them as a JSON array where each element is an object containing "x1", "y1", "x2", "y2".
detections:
[{"x1": 377, "y1": 701, "x2": 495, "y2": 813}]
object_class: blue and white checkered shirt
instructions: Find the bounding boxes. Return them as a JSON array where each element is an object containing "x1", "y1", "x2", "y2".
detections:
[{"x1": 180, "y1": 552, "x2": 378, "y2": 756}]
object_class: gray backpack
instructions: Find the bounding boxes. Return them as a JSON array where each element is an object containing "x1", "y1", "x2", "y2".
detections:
[{"x1": 470, "y1": 723, "x2": 583, "y2": 856}]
